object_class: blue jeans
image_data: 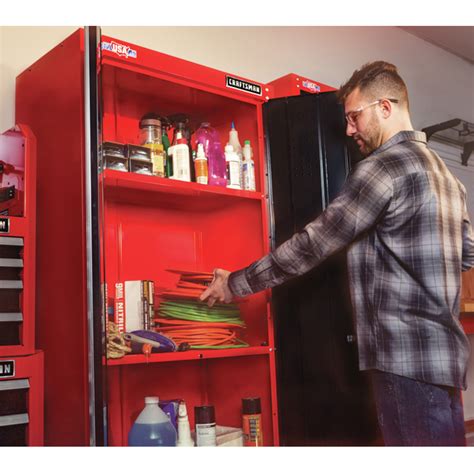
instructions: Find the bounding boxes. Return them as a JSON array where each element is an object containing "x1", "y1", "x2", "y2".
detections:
[{"x1": 370, "y1": 370, "x2": 466, "y2": 446}]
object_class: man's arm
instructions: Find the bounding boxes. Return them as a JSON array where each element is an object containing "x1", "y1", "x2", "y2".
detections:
[
  {"x1": 462, "y1": 202, "x2": 474, "y2": 271},
  {"x1": 201, "y1": 158, "x2": 393, "y2": 306}
]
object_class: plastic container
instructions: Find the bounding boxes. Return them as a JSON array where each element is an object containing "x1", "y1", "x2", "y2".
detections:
[
  {"x1": 193, "y1": 122, "x2": 227, "y2": 187},
  {"x1": 225, "y1": 144, "x2": 241, "y2": 189},
  {"x1": 194, "y1": 143, "x2": 208, "y2": 185},
  {"x1": 242, "y1": 140, "x2": 256, "y2": 191},
  {"x1": 127, "y1": 145, "x2": 153, "y2": 175},
  {"x1": 228, "y1": 121, "x2": 243, "y2": 188},
  {"x1": 176, "y1": 401, "x2": 194, "y2": 447},
  {"x1": 102, "y1": 142, "x2": 128, "y2": 172},
  {"x1": 128, "y1": 396, "x2": 177, "y2": 447},
  {"x1": 168, "y1": 133, "x2": 191, "y2": 182}
]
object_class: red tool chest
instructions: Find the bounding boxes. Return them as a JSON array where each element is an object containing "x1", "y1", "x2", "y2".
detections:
[
  {"x1": 16, "y1": 28, "x2": 279, "y2": 446},
  {"x1": 0, "y1": 125, "x2": 37, "y2": 357},
  {"x1": 0, "y1": 351, "x2": 44, "y2": 446}
]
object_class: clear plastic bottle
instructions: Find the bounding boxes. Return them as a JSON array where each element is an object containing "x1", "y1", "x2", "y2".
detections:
[
  {"x1": 128, "y1": 396, "x2": 177, "y2": 447},
  {"x1": 225, "y1": 144, "x2": 241, "y2": 190},
  {"x1": 228, "y1": 121, "x2": 243, "y2": 188},
  {"x1": 193, "y1": 122, "x2": 227, "y2": 187},
  {"x1": 242, "y1": 139, "x2": 256, "y2": 191}
]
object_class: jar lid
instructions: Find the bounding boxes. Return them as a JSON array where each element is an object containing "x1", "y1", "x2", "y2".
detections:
[
  {"x1": 194, "y1": 405, "x2": 215, "y2": 424},
  {"x1": 242, "y1": 397, "x2": 261, "y2": 415},
  {"x1": 140, "y1": 112, "x2": 162, "y2": 129},
  {"x1": 140, "y1": 118, "x2": 162, "y2": 128}
]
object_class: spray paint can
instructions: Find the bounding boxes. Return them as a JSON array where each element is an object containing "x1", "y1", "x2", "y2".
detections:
[
  {"x1": 242, "y1": 397, "x2": 263, "y2": 446},
  {"x1": 194, "y1": 405, "x2": 216, "y2": 447}
]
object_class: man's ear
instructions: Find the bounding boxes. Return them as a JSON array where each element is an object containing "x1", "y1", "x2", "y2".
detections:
[{"x1": 379, "y1": 98, "x2": 393, "y2": 119}]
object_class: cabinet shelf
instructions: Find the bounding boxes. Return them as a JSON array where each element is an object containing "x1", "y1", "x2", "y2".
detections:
[
  {"x1": 106, "y1": 345, "x2": 272, "y2": 366},
  {"x1": 102, "y1": 169, "x2": 264, "y2": 210}
]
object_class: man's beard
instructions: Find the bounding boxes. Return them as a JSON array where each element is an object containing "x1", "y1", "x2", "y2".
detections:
[{"x1": 353, "y1": 114, "x2": 380, "y2": 157}]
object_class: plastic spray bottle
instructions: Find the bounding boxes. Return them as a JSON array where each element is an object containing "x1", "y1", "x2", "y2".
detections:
[
  {"x1": 128, "y1": 396, "x2": 177, "y2": 446},
  {"x1": 176, "y1": 400, "x2": 194, "y2": 447},
  {"x1": 168, "y1": 132, "x2": 191, "y2": 182},
  {"x1": 194, "y1": 143, "x2": 208, "y2": 185},
  {"x1": 228, "y1": 121, "x2": 243, "y2": 188},
  {"x1": 242, "y1": 139, "x2": 256, "y2": 191},
  {"x1": 225, "y1": 144, "x2": 241, "y2": 190}
]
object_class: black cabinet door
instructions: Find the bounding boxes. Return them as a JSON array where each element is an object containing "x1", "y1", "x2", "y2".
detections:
[{"x1": 264, "y1": 92, "x2": 379, "y2": 446}]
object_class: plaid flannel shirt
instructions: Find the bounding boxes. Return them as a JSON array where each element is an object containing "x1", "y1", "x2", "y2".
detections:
[{"x1": 229, "y1": 131, "x2": 474, "y2": 389}]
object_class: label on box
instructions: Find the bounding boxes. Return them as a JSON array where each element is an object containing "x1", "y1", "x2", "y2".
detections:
[
  {"x1": 226, "y1": 76, "x2": 262, "y2": 96},
  {"x1": 0, "y1": 360, "x2": 15, "y2": 378},
  {"x1": 0, "y1": 217, "x2": 10, "y2": 233}
]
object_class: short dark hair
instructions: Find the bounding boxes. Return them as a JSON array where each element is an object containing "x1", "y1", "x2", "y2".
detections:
[{"x1": 337, "y1": 61, "x2": 409, "y2": 110}]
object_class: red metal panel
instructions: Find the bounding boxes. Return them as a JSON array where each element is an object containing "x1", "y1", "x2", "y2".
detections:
[
  {"x1": 100, "y1": 34, "x2": 272, "y2": 105},
  {"x1": 15, "y1": 29, "x2": 90, "y2": 446},
  {"x1": 267, "y1": 72, "x2": 336, "y2": 98}
]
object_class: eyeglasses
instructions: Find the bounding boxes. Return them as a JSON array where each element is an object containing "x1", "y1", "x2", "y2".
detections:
[{"x1": 345, "y1": 98, "x2": 399, "y2": 126}]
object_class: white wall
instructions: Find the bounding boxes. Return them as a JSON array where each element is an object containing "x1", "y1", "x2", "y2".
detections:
[
  {"x1": 1, "y1": 26, "x2": 474, "y2": 133},
  {"x1": 1, "y1": 25, "x2": 474, "y2": 420}
]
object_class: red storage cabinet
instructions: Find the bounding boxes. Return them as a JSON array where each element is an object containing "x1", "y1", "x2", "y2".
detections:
[
  {"x1": 0, "y1": 125, "x2": 37, "y2": 357},
  {"x1": 16, "y1": 28, "x2": 280, "y2": 446},
  {"x1": 0, "y1": 351, "x2": 44, "y2": 446},
  {"x1": 267, "y1": 72, "x2": 336, "y2": 98}
]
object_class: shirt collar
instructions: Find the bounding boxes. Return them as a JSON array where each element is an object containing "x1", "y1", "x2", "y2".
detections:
[{"x1": 371, "y1": 130, "x2": 427, "y2": 156}]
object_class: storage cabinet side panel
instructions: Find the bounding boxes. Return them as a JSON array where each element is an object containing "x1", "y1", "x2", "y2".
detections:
[{"x1": 15, "y1": 31, "x2": 90, "y2": 446}]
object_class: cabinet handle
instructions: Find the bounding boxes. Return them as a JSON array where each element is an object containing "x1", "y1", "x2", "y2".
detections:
[
  {"x1": 0, "y1": 237, "x2": 23, "y2": 246},
  {"x1": 0, "y1": 313, "x2": 23, "y2": 322},
  {"x1": 0, "y1": 413, "x2": 29, "y2": 427},
  {"x1": 0, "y1": 378, "x2": 29, "y2": 391},
  {"x1": 0, "y1": 258, "x2": 23, "y2": 268},
  {"x1": 0, "y1": 280, "x2": 23, "y2": 289}
]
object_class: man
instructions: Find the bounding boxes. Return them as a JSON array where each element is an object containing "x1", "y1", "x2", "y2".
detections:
[{"x1": 200, "y1": 61, "x2": 474, "y2": 446}]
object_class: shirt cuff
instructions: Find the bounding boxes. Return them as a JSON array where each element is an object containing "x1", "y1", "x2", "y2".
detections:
[{"x1": 228, "y1": 268, "x2": 254, "y2": 298}]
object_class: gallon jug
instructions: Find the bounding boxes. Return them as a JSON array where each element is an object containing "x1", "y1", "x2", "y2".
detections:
[
  {"x1": 128, "y1": 396, "x2": 177, "y2": 446},
  {"x1": 193, "y1": 122, "x2": 227, "y2": 187}
]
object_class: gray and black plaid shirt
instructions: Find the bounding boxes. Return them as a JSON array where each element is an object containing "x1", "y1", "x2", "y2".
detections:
[{"x1": 229, "y1": 131, "x2": 474, "y2": 389}]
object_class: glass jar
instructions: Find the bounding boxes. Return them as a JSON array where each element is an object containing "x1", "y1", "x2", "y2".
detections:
[{"x1": 139, "y1": 114, "x2": 162, "y2": 146}]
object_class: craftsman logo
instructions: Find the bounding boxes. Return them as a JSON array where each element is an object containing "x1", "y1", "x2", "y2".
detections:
[
  {"x1": 0, "y1": 217, "x2": 10, "y2": 233},
  {"x1": 101, "y1": 41, "x2": 137, "y2": 59},
  {"x1": 302, "y1": 80, "x2": 320, "y2": 93},
  {"x1": 226, "y1": 76, "x2": 262, "y2": 96},
  {"x1": 0, "y1": 360, "x2": 15, "y2": 378}
]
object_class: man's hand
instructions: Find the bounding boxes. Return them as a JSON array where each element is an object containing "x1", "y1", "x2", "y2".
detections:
[{"x1": 199, "y1": 268, "x2": 233, "y2": 307}]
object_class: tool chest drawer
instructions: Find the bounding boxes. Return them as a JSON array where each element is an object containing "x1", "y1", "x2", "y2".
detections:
[{"x1": 0, "y1": 352, "x2": 43, "y2": 446}]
